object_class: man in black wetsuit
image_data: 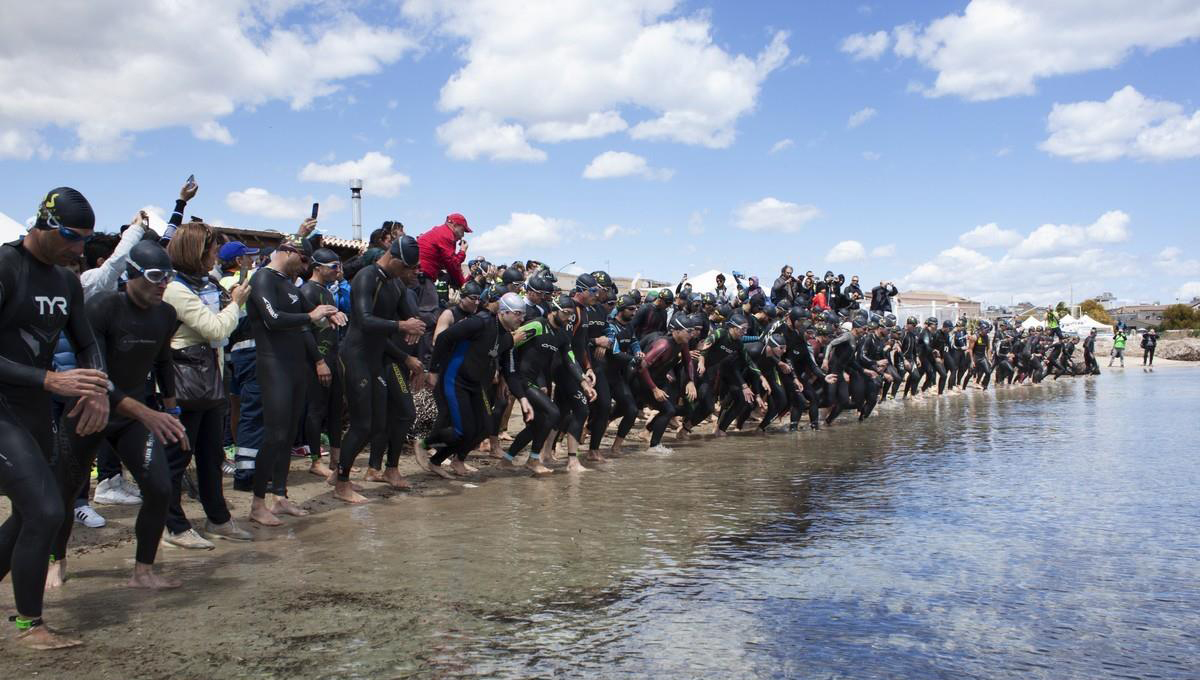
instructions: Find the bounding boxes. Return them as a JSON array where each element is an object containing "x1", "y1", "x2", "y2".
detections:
[
  {"x1": 635, "y1": 313, "x2": 699, "y2": 453},
  {"x1": 632, "y1": 288, "x2": 672, "y2": 342},
  {"x1": 0, "y1": 187, "x2": 109, "y2": 650},
  {"x1": 58, "y1": 242, "x2": 187, "y2": 591},
  {"x1": 336, "y1": 236, "x2": 426, "y2": 503},
  {"x1": 418, "y1": 292, "x2": 528, "y2": 477},
  {"x1": 245, "y1": 242, "x2": 344, "y2": 526},
  {"x1": 299, "y1": 248, "x2": 345, "y2": 479}
]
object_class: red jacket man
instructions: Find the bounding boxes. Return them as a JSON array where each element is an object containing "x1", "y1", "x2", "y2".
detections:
[{"x1": 417, "y1": 213, "x2": 470, "y2": 289}]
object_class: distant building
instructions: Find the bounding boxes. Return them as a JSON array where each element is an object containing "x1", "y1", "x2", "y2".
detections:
[
  {"x1": 1093, "y1": 292, "x2": 1116, "y2": 303},
  {"x1": 1110, "y1": 304, "x2": 1169, "y2": 328},
  {"x1": 213, "y1": 226, "x2": 366, "y2": 260},
  {"x1": 895, "y1": 290, "x2": 981, "y2": 320}
]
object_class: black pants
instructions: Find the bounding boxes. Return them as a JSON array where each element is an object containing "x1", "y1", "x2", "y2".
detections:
[
  {"x1": 635, "y1": 381, "x2": 678, "y2": 447},
  {"x1": 972, "y1": 356, "x2": 992, "y2": 389},
  {"x1": 304, "y1": 352, "x2": 344, "y2": 464},
  {"x1": 553, "y1": 373, "x2": 589, "y2": 444},
  {"x1": 585, "y1": 362, "x2": 612, "y2": 452},
  {"x1": 0, "y1": 393, "x2": 62, "y2": 619},
  {"x1": 825, "y1": 376, "x2": 851, "y2": 425},
  {"x1": 369, "y1": 360, "x2": 416, "y2": 470},
  {"x1": 427, "y1": 380, "x2": 487, "y2": 465},
  {"x1": 62, "y1": 416, "x2": 171, "y2": 565},
  {"x1": 1143, "y1": 347, "x2": 1155, "y2": 365},
  {"x1": 166, "y1": 404, "x2": 232, "y2": 534},
  {"x1": 255, "y1": 352, "x2": 308, "y2": 498},
  {"x1": 608, "y1": 369, "x2": 639, "y2": 438},
  {"x1": 337, "y1": 351, "x2": 385, "y2": 482},
  {"x1": 508, "y1": 386, "x2": 559, "y2": 457}
]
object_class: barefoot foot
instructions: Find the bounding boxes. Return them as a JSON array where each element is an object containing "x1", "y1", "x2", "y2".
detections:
[
  {"x1": 272, "y1": 498, "x2": 309, "y2": 517},
  {"x1": 44, "y1": 560, "x2": 65, "y2": 590},
  {"x1": 566, "y1": 457, "x2": 589, "y2": 473},
  {"x1": 15, "y1": 625, "x2": 82, "y2": 650},
  {"x1": 128, "y1": 566, "x2": 182, "y2": 590},
  {"x1": 381, "y1": 468, "x2": 412, "y2": 490},
  {"x1": 333, "y1": 481, "x2": 369, "y2": 504}
]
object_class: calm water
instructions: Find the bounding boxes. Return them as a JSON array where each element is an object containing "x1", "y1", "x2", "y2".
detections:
[{"x1": 10, "y1": 368, "x2": 1199, "y2": 679}]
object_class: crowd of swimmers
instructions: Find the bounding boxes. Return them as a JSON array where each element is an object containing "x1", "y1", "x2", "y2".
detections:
[{"x1": 1, "y1": 183, "x2": 1109, "y2": 649}]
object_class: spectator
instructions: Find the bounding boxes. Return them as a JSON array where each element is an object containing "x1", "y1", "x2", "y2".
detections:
[
  {"x1": 162, "y1": 222, "x2": 253, "y2": 548},
  {"x1": 416, "y1": 212, "x2": 470, "y2": 329},
  {"x1": 1109, "y1": 328, "x2": 1127, "y2": 367},
  {"x1": 870, "y1": 280, "x2": 899, "y2": 314},
  {"x1": 1141, "y1": 328, "x2": 1157, "y2": 367}
]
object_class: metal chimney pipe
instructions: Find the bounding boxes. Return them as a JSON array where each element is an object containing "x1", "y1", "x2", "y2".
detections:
[{"x1": 350, "y1": 178, "x2": 363, "y2": 242}]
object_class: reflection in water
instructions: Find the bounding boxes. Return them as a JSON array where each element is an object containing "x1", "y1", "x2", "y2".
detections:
[{"x1": 16, "y1": 370, "x2": 1199, "y2": 679}]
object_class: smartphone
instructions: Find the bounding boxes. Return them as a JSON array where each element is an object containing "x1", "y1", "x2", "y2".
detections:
[
  {"x1": 311, "y1": 203, "x2": 319, "y2": 219},
  {"x1": 186, "y1": 174, "x2": 195, "y2": 186},
  {"x1": 238, "y1": 267, "x2": 248, "y2": 285}
]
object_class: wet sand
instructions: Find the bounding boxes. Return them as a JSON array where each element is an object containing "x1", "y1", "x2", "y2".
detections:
[{"x1": 1, "y1": 368, "x2": 1196, "y2": 678}]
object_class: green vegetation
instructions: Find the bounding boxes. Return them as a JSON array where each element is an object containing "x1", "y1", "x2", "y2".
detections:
[
  {"x1": 1159, "y1": 304, "x2": 1200, "y2": 330},
  {"x1": 1079, "y1": 299, "x2": 1113, "y2": 324}
]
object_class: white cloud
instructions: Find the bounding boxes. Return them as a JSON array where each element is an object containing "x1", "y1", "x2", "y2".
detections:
[
  {"x1": 871, "y1": 243, "x2": 896, "y2": 257},
  {"x1": 472, "y1": 212, "x2": 572, "y2": 259},
  {"x1": 847, "y1": 107, "x2": 877, "y2": 128},
  {"x1": 299, "y1": 152, "x2": 411, "y2": 197},
  {"x1": 527, "y1": 112, "x2": 629, "y2": 143},
  {"x1": 687, "y1": 210, "x2": 705, "y2": 235},
  {"x1": 435, "y1": 111, "x2": 547, "y2": 162},
  {"x1": 404, "y1": 1, "x2": 789, "y2": 159},
  {"x1": 600, "y1": 224, "x2": 638, "y2": 239},
  {"x1": 861, "y1": 151, "x2": 881, "y2": 161},
  {"x1": 769, "y1": 138, "x2": 794, "y2": 154},
  {"x1": 582, "y1": 151, "x2": 673, "y2": 180},
  {"x1": 226, "y1": 188, "x2": 344, "y2": 221},
  {"x1": 879, "y1": 1, "x2": 1200, "y2": 101},
  {"x1": 191, "y1": 121, "x2": 235, "y2": 146},
  {"x1": 733, "y1": 197, "x2": 820, "y2": 233},
  {"x1": 1157, "y1": 246, "x2": 1200, "y2": 278},
  {"x1": 1177, "y1": 282, "x2": 1200, "y2": 300},
  {"x1": 959, "y1": 222, "x2": 1021, "y2": 248},
  {"x1": 827, "y1": 240, "x2": 867, "y2": 263},
  {"x1": 1010, "y1": 210, "x2": 1130, "y2": 257},
  {"x1": 900, "y1": 211, "x2": 1147, "y2": 304},
  {"x1": 0, "y1": 129, "x2": 50, "y2": 160},
  {"x1": 1040, "y1": 86, "x2": 1200, "y2": 162},
  {"x1": 995, "y1": 147, "x2": 1012, "y2": 157},
  {"x1": 840, "y1": 30, "x2": 890, "y2": 60},
  {"x1": 0, "y1": 2, "x2": 416, "y2": 161}
]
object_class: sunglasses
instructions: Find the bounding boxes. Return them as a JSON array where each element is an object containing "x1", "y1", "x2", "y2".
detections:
[
  {"x1": 128, "y1": 260, "x2": 175, "y2": 284},
  {"x1": 463, "y1": 295, "x2": 480, "y2": 302},
  {"x1": 316, "y1": 261, "x2": 341, "y2": 270},
  {"x1": 577, "y1": 286, "x2": 600, "y2": 294}
]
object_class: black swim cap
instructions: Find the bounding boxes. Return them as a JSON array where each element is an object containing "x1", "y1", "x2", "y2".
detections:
[
  {"x1": 617, "y1": 293, "x2": 638, "y2": 309},
  {"x1": 590, "y1": 270, "x2": 613, "y2": 289},
  {"x1": 727, "y1": 312, "x2": 749, "y2": 328},
  {"x1": 389, "y1": 235, "x2": 420, "y2": 267},
  {"x1": 551, "y1": 294, "x2": 576, "y2": 312},
  {"x1": 126, "y1": 241, "x2": 173, "y2": 278},
  {"x1": 925, "y1": 317, "x2": 938, "y2": 325},
  {"x1": 501, "y1": 267, "x2": 526, "y2": 286},
  {"x1": 480, "y1": 285, "x2": 502, "y2": 304},
  {"x1": 766, "y1": 333, "x2": 786, "y2": 348},
  {"x1": 906, "y1": 316, "x2": 918, "y2": 326},
  {"x1": 461, "y1": 280, "x2": 483, "y2": 298},
  {"x1": 35, "y1": 187, "x2": 95, "y2": 232},
  {"x1": 527, "y1": 270, "x2": 557, "y2": 293},
  {"x1": 668, "y1": 313, "x2": 702, "y2": 331},
  {"x1": 658, "y1": 288, "x2": 674, "y2": 303},
  {"x1": 311, "y1": 248, "x2": 340, "y2": 267}
]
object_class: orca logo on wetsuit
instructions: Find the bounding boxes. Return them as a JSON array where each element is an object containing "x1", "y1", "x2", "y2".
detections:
[{"x1": 34, "y1": 296, "x2": 68, "y2": 315}]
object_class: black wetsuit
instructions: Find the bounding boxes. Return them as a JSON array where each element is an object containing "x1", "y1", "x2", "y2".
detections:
[
  {"x1": 605, "y1": 315, "x2": 641, "y2": 439},
  {"x1": 60, "y1": 291, "x2": 175, "y2": 565},
  {"x1": 370, "y1": 280, "x2": 419, "y2": 471},
  {"x1": 823, "y1": 332, "x2": 856, "y2": 424},
  {"x1": 337, "y1": 264, "x2": 409, "y2": 481},
  {"x1": 631, "y1": 303, "x2": 668, "y2": 343},
  {"x1": 299, "y1": 280, "x2": 343, "y2": 466},
  {"x1": 0, "y1": 241, "x2": 105, "y2": 619},
  {"x1": 636, "y1": 333, "x2": 694, "y2": 446},
  {"x1": 972, "y1": 332, "x2": 992, "y2": 388},
  {"x1": 508, "y1": 316, "x2": 578, "y2": 457},
  {"x1": 427, "y1": 314, "x2": 521, "y2": 464},
  {"x1": 579, "y1": 302, "x2": 611, "y2": 452},
  {"x1": 246, "y1": 267, "x2": 317, "y2": 498}
]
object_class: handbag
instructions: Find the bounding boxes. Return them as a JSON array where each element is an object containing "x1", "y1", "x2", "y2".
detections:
[{"x1": 172, "y1": 344, "x2": 225, "y2": 411}]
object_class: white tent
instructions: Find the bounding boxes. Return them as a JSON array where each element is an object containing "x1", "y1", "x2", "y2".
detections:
[
  {"x1": 684, "y1": 269, "x2": 734, "y2": 295},
  {"x1": 1020, "y1": 316, "x2": 1042, "y2": 330},
  {"x1": 1058, "y1": 313, "x2": 1076, "y2": 325},
  {"x1": 0, "y1": 211, "x2": 27, "y2": 243},
  {"x1": 1063, "y1": 313, "x2": 1111, "y2": 335}
]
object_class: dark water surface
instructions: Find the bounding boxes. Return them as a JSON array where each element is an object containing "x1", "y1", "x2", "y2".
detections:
[{"x1": 7, "y1": 368, "x2": 1199, "y2": 679}]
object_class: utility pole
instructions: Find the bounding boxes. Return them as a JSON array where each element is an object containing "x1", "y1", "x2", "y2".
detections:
[{"x1": 350, "y1": 179, "x2": 363, "y2": 242}]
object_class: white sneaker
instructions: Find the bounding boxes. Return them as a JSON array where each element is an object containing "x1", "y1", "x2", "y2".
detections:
[
  {"x1": 647, "y1": 444, "x2": 675, "y2": 455},
  {"x1": 119, "y1": 476, "x2": 142, "y2": 499},
  {"x1": 161, "y1": 528, "x2": 215, "y2": 550},
  {"x1": 74, "y1": 504, "x2": 106, "y2": 528},
  {"x1": 93, "y1": 476, "x2": 141, "y2": 506}
]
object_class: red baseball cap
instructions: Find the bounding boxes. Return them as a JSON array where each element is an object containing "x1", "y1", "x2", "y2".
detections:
[{"x1": 445, "y1": 213, "x2": 471, "y2": 232}]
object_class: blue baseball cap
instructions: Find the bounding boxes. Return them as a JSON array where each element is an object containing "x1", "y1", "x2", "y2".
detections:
[{"x1": 219, "y1": 241, "x2": 259, "y2": 260}]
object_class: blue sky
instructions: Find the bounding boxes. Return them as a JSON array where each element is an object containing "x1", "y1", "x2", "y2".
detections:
[{"x1": 2, "y1": 1, "x2": 1198, "y2": 306}]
